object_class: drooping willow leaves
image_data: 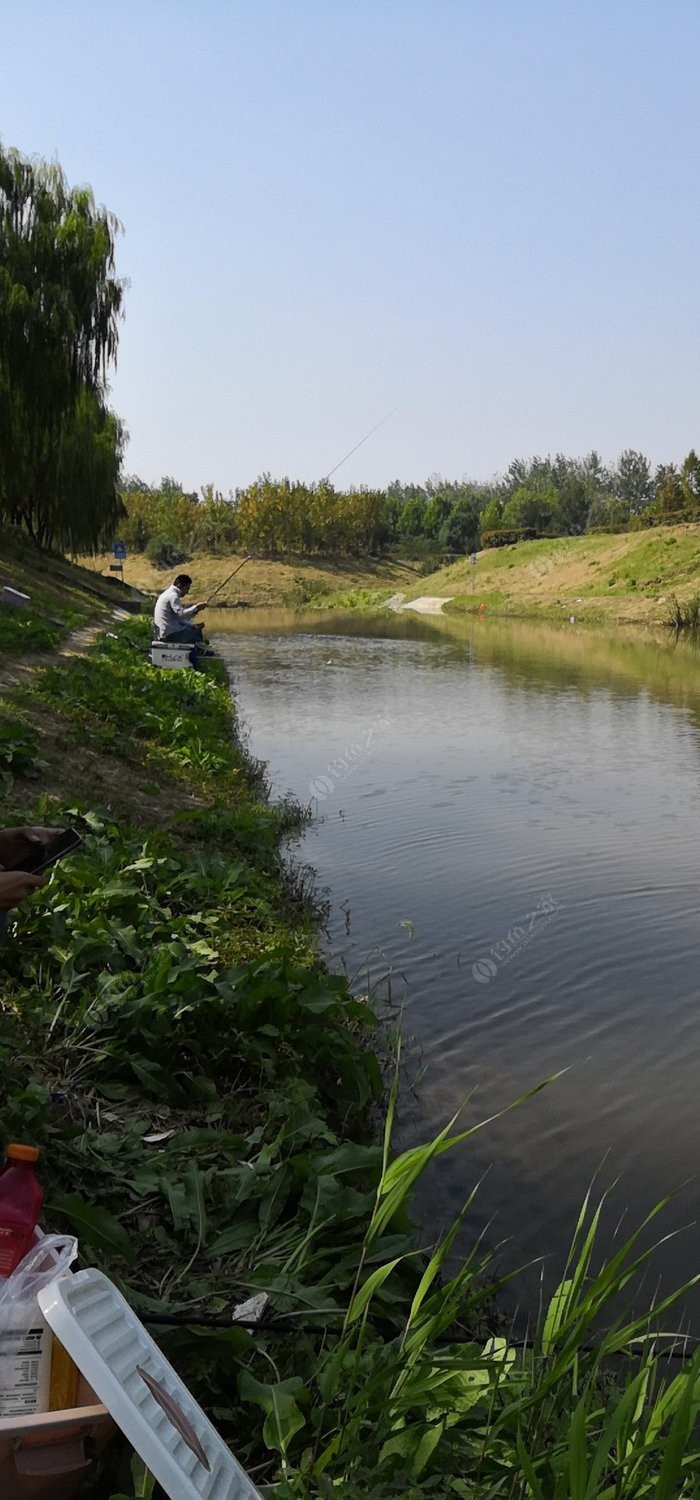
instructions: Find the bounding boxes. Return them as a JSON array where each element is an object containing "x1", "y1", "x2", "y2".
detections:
[{"x1": 0, "y1": 142, "x2": 125, "y2": 550}]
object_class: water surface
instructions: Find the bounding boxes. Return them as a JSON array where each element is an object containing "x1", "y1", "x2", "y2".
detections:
[{"x1": 213, "y1": 612, "x2": 700, "y2": 1319}]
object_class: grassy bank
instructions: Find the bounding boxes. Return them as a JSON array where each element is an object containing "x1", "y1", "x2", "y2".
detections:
[
  {"x1": 81, "y1": 549, "x2": 419, "y2": 609},
  {"x1": 2, "y1": 607, "x2": 700, "y2": 1494},
  {"x1": 401, "y1": 524, "x2": 700, "y2": 625},
  {"x1": 0, "y1": 529, "x2": 145, "y2": 658},
  {"x1": 81, "y1": 524, "x2": 700, "y2": 625}
]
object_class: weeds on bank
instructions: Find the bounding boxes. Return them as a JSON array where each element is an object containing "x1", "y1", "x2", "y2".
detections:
[
  {"x1": 3, "y1": 623, "x2": 700, "y2": 1496},
  {"x1": 0, "y1": 589, "x2": 89, "y2": 658},
  {"x1": 666, "y1": 593, "x2": 700, "y2": 632},
  {"x1": 307, "y1": 586, "x2": 396, "y2": 611}
]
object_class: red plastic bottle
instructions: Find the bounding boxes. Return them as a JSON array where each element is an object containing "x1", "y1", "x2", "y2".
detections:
[{"x1": 0, "y1": 1143, "x2": 44, "y2": 1277}]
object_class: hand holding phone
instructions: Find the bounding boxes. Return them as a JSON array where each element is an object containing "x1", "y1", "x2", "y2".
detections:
[
  {"x1": 0, "y1": 870, "x2": 45, "y2": 912},
  {"x1": 1, "y1": 827, "x2": 83, "y2": 875},
  {"x1": 0, "y1": 826, "x2": 63, "y2": 871}
]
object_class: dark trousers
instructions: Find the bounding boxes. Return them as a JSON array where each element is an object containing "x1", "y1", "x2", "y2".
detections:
[{"x1": 163, "y1": 623, "x2": 204, "y2": 645}]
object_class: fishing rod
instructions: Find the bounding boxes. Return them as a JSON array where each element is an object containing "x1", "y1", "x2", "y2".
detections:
[{"x1": 204, "y1": 551, "x2": 257, "y2": 607}]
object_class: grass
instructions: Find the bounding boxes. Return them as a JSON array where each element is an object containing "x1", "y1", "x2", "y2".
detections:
[
  {"x1": 3, "y1": 619, "x2": 700, "y2": 1496},
  {"x1": 404, "y1": 523, "x2": 700, "y2": 625},
  {"x1": 0, "y1": 526, "x2": 144, "y2": 662},
  {"x1": 308, "y1": 585, "x2": 397, "y2": 611}
]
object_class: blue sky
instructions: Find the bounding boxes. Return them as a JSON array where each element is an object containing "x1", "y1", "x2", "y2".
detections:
[{"x1": 3, "y1": 1, "x2": 700, "y2": 491}]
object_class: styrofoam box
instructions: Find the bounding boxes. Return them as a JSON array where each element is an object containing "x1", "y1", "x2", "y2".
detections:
[{"x1": 151, "y1": 643, "x2": 196, "y2": 669}]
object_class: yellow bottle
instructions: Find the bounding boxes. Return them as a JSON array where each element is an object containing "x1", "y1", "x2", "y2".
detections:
[{"x1": 49, "y1": 1336, "x2": 79, "y2": 1410}]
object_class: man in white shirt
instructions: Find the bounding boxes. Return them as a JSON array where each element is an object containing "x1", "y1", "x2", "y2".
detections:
[{"x1": 153, "y1": 573, "x2": 206, "y2": 643}]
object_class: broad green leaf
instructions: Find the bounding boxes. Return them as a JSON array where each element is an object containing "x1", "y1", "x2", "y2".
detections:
[
  {"x1": 346, "y1": 1256, "x2": 405, "y2": 1324},
  {"x1": 238, "y1": 1373, "x2": 306, "y2": 1456},
  {"x1": 542, "y1": 1278, "x2": 574, "y2": 1355},
  {"x1": 49, "y1": 1193, "x2": 134, "y2": 1264}
]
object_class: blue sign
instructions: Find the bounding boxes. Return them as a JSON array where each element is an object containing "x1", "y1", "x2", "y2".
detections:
[{"x1": 113, "y1": 541, "x2": 127, "y2": 560}]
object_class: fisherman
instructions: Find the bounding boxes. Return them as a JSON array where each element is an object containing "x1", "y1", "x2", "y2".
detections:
[{"x1": 153, "y1": 573, "x2": 207, "y2": 644}]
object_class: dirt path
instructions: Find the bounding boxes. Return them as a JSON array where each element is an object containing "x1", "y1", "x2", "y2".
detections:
[{"x1": 0, "y1": 609, "x2": 132, "y2": 691}]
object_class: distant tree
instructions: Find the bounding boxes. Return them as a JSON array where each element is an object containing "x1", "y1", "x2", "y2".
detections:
[
  {"x1": 120, "y1": 474, "x2": 152, "y2": 494},
  {"x1": 679, "y1": 450, "x2": 700, "y2": 511},
  {"x1": 440, "y1": 504, "x2": 479, "y2": 554},
  {"x1": 653, "y1": 463, "x2": 685, "y2": 518},
  {"x1": 588, "y1": 494, "x2": 631, "y2": 531},
  {"x1": 423, "y1": 491, "x2": 454, "y2": 539},
  {"x1": 397, "y1": 494, "x2": 428, "y2": 538},
  {"x1": 479, "y1": 495, "x2": 503, "y2": 533},
  {"x1": 608, "y1": 449, "x2": 653, "y2": 517},
  {"x1": 502, "y1": 482, "x2": 560, "y2": 535}
]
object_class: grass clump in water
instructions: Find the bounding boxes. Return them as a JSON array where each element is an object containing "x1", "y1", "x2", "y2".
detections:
[{"x1": 666, "y1": 592, "x2": 700, "y2": 632}]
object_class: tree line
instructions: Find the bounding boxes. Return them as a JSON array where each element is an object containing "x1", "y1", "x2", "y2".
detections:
[
  {"x1": 120, "y1": 449, "x2": 700, "y2": 564},
  {"x1": 3, "y1": 142, "x2": 700, "y2": 564}
]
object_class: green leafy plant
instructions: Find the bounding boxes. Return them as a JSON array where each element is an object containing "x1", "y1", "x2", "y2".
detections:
[{"x1": 0, "y1": 715, "x2": 42, "y2": 787}]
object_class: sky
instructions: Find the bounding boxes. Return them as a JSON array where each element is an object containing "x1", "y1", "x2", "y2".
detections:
[{"x1": 3, "y1": 0, "x2": 700, "y2": 492}]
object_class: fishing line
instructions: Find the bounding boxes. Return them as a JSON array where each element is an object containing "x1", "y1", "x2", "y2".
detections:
[
  {"x1": 142, "y1": 1308, "x2": 700, "y2": 1357},
  {"x1": 323, "y1": 407, "x2": 398, "y2": 481}
]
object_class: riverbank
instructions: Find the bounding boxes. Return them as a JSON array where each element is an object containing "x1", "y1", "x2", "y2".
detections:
[
  {"x1": 2, "y1": 582, "x2": 700, "y2": 1493},
  {"x1": 81, "y1": 548, "x2": 419, "y2": 609},
  {"x1": 401, "y1": 523, "x2": 700, "y2": 624},
  {"x1": 81, "y1": 522, "x2": 700, "y2": 626},
  {"x1": 0, "y1": 529, "x2": 145, "y2": 659}
]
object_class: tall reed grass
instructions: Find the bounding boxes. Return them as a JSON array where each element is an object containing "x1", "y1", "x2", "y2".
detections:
[
  {"x1": 666, "y1": 593, "x2": 700, "y2": 632},
  {"x1": 236, "y1": 1060, "x2": 700, "y2": 1498}
]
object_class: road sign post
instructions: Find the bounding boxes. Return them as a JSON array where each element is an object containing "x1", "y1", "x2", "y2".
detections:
[{"x1": 111, "y1": 541, "x2": 127, "y2": 584}]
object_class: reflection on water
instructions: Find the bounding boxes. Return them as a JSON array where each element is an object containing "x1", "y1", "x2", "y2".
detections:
[{"x1": 213, "y1": 612, "x2": 700, "y2": 1319}]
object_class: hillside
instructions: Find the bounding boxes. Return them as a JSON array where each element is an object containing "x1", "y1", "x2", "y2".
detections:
[
  {"x1": 0, "y1": 530, "x2": 145, "y2": 657},
  {"x1": 81, "y1": 550, "x2": 420, "y2": 608},
  {"x1": 404, "y1": 524, "x2": 700, "y2": 624}
]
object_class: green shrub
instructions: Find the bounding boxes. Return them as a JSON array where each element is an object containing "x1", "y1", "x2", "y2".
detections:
[{"x1": 145, "y1": 535, "x2": 191, "y2": 570}]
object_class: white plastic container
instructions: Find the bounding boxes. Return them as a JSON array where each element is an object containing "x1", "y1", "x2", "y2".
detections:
[
  {"x1": 151, "y1": 641, "x2": 196, "y2": 669},
  {"x1": 0, "y1": 1266, "x2": 264, "y2": 1499},
  {"x1": 1, "y1": 587, "x2": 31, "y2": 609},
  {"x1": 38, "y1": 1268, "x2": 263, "y2": 1499}
]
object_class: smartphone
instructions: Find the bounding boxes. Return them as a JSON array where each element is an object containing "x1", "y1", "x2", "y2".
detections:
[{"x1": 10, "y1": 828, "x2": 83, "y2": 875}]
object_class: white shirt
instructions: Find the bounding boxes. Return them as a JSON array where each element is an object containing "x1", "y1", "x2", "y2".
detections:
[{"x1": 153, "y1": 584, "x2": 199, "y2": 639}]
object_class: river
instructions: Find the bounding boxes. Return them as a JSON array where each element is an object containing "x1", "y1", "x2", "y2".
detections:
[{"x1": 211, "y1": 609, "x2": 700, "y2": 1321}]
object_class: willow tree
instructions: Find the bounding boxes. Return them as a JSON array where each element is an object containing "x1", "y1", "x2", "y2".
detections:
[{"x1": 0, "y1": 143, "x2": 125, "y2": 549}]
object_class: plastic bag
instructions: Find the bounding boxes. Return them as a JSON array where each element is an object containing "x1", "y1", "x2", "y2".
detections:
[{"x1": 0, "y1": 1234, "x2": 77, "y2": 1417}]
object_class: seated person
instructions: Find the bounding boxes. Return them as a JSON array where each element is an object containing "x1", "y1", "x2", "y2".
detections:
[{"x1": 153, "y1": 573, "x2": 206, "y2": 644}]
